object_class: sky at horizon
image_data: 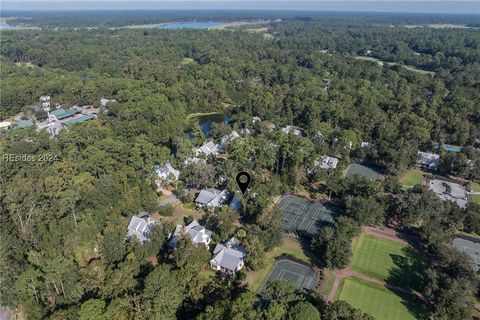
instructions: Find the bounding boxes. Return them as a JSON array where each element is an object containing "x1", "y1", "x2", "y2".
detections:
[{"x1": 1, "y1": 0, "x2": 479, "y2": 14}]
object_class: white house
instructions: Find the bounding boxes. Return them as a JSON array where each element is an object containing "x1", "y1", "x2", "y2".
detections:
[
  {"x1": 0, "y1": 121, "x2": 12, "y2": 130},
  {"x1": 196, "y1": 141, "x2": 221, "y2": 158},
  {"x1": 210, "y1": 237, "x2": 246, "y2": 274},
  {"x1": 195, "y1": 188, "x2": 228, "y2": 208},
  {"x1": 100, "y1": 98, "x2": 116, "y2": 107},
  {"x1": 155, "y1": 163, "x2": 180, "y2": 186},
  {"x1": 281, "y1": 125, "x2": 303, "y2": 136},
  {"x1": 417, "y1": 151, "x2": 440, "y2": 170},
  {"x1": 169, "y1": 220, "x2": 213, "y2": 248},
  {"x1": 318, "y1": 156, "x2": 339, "y2": 169},
  {"x1": 126, "y1": 213, "x2": 159, "y2": 243},
  {"x1": 220, "y1": 130, "x2": 240, "y2": 145}
]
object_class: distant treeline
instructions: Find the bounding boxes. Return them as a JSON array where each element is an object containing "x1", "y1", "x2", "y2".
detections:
[{"x1": 3, "y1": 10, "x2": 480, "y2": 28}]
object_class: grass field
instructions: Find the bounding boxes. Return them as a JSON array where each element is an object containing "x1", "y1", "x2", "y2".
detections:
[
  {"x1": 399, "y1": 169, "x2": 423, "y2": 188},
  {"x1": 337, "y1": 278, "x2": 428, "y2": 320},
  {"x1": 470, "y1": 182, "x2": 480, "y2": 204},
  {"x1": 350, "y1": 234, "x2": 426, "y2": 291}
]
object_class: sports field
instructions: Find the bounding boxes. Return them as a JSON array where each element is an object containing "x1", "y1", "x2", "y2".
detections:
[
  {"x1": 337, "y1": 278, "x2": 428, "y2": 320},
  {"x1": 260, "y1": 257, "x2": 316, "y2": 292},
  {"x1": 350, "y1": 234, "x2": 426, "y2": 290},
  {"x1": 279, "y1": 195, "x2": 342, "y2": 236},
  {"x1": 345, "y1": 164, "x2": 381, "y2": 180},
  {"x1": 452, "y1": 237, "x2": 480, "y2": 271}
]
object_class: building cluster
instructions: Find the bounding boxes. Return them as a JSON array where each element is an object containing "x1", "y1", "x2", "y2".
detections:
[
  {"x1": 127, "y1": 214, "x2": 246, "y2": 274},
  {"x1": 0, "y1": 95, "x2": 116, "y2": 135}
]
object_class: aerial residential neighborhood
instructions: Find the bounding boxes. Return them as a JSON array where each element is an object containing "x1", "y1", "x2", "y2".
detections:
[{"x1": 1, "y1": 4, "x2": 480, "y2": 320}]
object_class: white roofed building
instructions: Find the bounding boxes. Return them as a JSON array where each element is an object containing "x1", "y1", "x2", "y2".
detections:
[
  {"x1": 100, "y1": 98, "x2": 116, "y2": 107},
  {"x1": 210, "y1": 237, "x2": 246, "y2": 274},
  {"x1": 169, "y1": 220, "x2": 213, "y2": 248},
  {"x1": 195, "y1": 141, "x2": 221, "y2": 158},
  {"x1": 155, "y1": 163, "x2": 180, "y2": 186},
  {"x1": 126, "y1": 213, "x2": 159, "y2": 243},
  {"x1": 220, "y1": 130, "x2": 240, "y2": 145},
  {"x1": 195, "y1": 188, "x2": 228, "y2": 208},
  {"x1": 281, "y1": 125, "x2": 303, "y2": 136}
]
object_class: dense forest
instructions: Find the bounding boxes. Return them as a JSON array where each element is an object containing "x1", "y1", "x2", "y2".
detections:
[{"x1": 1, "y1": 12, "x2": 480, "y2": 320}]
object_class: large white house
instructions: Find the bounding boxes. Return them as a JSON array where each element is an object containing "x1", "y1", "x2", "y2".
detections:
[
  {"x1": 195, "y1": 141, "x2": 221, "y2": 158},
  {"x1": 195, "y1": 188, "x2": 228, "y2": 208},
  {"x1": 169, "y1": 220, "x2": 213, "y2": 248},
  {"x1": 155, "y1": 163, "x2": 180, "y2": 186},
  {"x1": 318, "y1": 156, "x2": 339, "y2": 169},
  {"x1": 210, "y1": 237, "x2": 246, "y2": 274},
  {"x1": 126, "y1": 213, "x2": 159, "y2": 243}
]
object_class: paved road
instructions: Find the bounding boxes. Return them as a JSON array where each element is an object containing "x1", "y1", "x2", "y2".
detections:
[{"x1": 0, "y1": 306, "x2": 11, "y2": 320}]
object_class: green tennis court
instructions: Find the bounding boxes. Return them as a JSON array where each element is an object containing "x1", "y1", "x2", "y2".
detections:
[
  {"x1": 279, "y1": 195, "x2": 342, "y2": 236},
  {"x1": 345, "y1": 164, "x2": 381, "y2": 180},
  {"x1": 261, "y1": 257, "x2": 317, "y2": 292}
]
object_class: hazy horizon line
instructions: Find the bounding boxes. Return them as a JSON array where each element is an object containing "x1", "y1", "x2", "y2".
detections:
[{"x1": 2, "y1": 1, "x2": 479, "y2": 14}]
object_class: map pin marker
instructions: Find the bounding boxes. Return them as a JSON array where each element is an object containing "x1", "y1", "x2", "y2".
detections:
[{"x1": 236, "y1": 171, "x2": 252, "y2": 195}]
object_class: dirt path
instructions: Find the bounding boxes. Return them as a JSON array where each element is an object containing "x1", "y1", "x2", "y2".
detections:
[
  {"x1": 327, "y1": 267, "x2": 354, "y2": 302},
  {"x1": 363, "y1": 226, "x2": 409, "y2": 245}
]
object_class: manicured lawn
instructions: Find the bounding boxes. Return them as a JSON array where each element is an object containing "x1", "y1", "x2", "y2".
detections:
[
  {"x1": 470, "y1": 182, "x2": 480, "y2": 192},
  {"x1": 470, "y1": 182, "x2": 480, "y2": 204},
  {"x1": 337, "y1": 277, "x2": 428, "y2": 320},
  {"x1": 399, "y1": 169, "x2": 423, "y2": 188},
  {"x1": 244, "y1": 236, "x2": 310, "y2": 292},
  {"x1": 350, "y1": 234, "x2": 426, "y2": 291},
  {"x1": 472, "y1": 195, "x2": 480, "y2": 205}
]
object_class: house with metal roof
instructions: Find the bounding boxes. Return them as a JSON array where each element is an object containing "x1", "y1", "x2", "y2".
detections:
[
  {"x1": 195, "y1": 141, "x2": 221, "y2": 158},
  {"x1": 64, "y1": 114, "x2": 96, "y2": 126},
  {"x1": 155, "y1": 163, "x2": 180, "y2": 186},
  {"x1": 417, "y1": 151, "x2": 440, "y2": 170},
  {"x1": 210, "y1": 237, "x2": 246, "y2": 274},
  {"x1": 220, "y1": 130, "x2": 240, "y2": 145},
  {"x1": 51, "y1": 108, "x2": 79, "y2": 121},
  {"x1": 195, "y1": 188, "x2": 228, "y2": 208},
  {"x1": 126, "y1": 213, "x2": 159, "y2": 244},
  {"x1": 169, "y1": 220, "x2": 213, "y2": 248}
]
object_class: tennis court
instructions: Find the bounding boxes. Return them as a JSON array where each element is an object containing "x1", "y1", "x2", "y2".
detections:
[
  {"x1": 279, "y1": 195, "x2": 341, "y2": 236},
  {"x1": 261, "y1": 257, "x2": 316, "y2": 292},
  {"x1": 452, "y1": 237, "x2": 480, "y2": 271},
  {"x1": 345, "y1": 164, "x2": 381, "y2": 180}
]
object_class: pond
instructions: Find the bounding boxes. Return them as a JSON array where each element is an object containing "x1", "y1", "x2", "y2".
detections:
[
  {"x1": 197, "y1": 113, "x2": 230, "y2": 136},
  {"x1": 159, "y1": 22, "x2": 225, "y2": 30}
]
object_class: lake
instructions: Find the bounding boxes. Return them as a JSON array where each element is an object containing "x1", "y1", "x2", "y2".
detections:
[
  {"x1": 159, "y1": 22, "x2": 225, "y2": 30},
  {"x1": 0, "y1": 24, "x2": 16, "y2": 30}
]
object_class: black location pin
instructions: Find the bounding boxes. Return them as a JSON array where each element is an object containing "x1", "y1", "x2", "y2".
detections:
[{"x1": 236, "y1": 171, "x2": 252, "y2": 195}]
